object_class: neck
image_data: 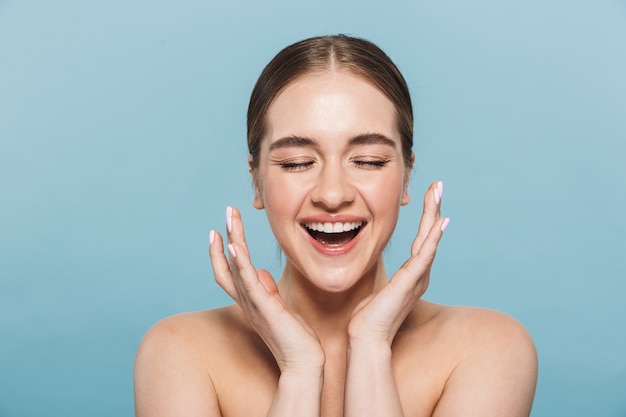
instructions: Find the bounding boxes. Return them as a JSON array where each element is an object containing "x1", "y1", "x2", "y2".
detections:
[{"x1": 277, "y1": 259, "x2": 388, "y2": 341}]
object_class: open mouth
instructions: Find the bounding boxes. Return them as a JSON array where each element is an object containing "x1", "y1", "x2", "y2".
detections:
[{"x1": 302, "y1": 221, "x2": 364, "y2": 246}]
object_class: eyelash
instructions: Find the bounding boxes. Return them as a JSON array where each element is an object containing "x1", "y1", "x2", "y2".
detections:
[
  {"x1": 280, "y1": 161, "x2": 315, "y2": 172},
  {"x1": 353, "y1": 159, "x2": 389, "y2": 169},
  {"x1": 278, "y1": 159, "x2": 389, "y2": 171}
]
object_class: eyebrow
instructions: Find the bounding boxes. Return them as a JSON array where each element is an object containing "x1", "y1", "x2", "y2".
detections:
[
  {"x1": 268, "y1": 133, "x2": 396, "y2": 151},
  {"x1": 269, "y1": 135, "x2": 318, "y2": 151},
  {"x1": 348, "y1": 133, "x2": 397, "y2": 149}
]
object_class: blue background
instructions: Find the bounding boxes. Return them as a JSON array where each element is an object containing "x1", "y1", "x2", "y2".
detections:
[{"x1": 1, "y1": 1, "x2": 625, "y2": 416}]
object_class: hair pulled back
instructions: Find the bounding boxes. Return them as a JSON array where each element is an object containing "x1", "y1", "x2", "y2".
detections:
[{"x1": 247, "y1": 35, "x2": 414, "y2": 168}]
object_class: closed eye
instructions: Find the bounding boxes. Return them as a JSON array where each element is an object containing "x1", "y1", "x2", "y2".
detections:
[
  {"x1": 353, "y1": 159, "x2": 389, "y2": 169},
  {"x1": 280, "y1": 160, "x2": 315, "y2": 172}
]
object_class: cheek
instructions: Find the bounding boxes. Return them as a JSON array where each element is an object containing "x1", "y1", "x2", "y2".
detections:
[
  {"x1": 359, "y1": 171, "x2": 406, "y2": 207},
  {"x1": 361, "y1": 178, "x2": 405, "y2": 238},
  {"x1": 260, "y1": 175, "x2": 308, "y2": 226},
  {"x1": 263, "y1": 175, "x2": 298, "y2": 205},
  {"x1": 260, "y1": 178, "x2": 310, "y2": 251}
]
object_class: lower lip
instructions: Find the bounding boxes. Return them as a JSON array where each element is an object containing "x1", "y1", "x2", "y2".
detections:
[{"x1": 303, "y1": 227, "x2": 363, "y2": 256}]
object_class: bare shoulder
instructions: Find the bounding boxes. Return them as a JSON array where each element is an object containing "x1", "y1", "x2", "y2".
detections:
[
  {"x1": 134, "y1": 306, "x2": 250, "y2": 417},
  {"x1": 434, "y1": 304, "x2": 536, "y2": 351},
  {"x1": 421, "y1": 303, "x2": 538, "y2": 417},
  {"x1": 135, "y1": 306, "x2": 243, "y2": 367},
  {"x1": 135, "y1": 304, "x2": 269, "y2": 374}
]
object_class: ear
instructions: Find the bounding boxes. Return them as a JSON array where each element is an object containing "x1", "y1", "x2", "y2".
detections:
[
  {"x1": 400, "y1": 152, "x2": 415, "y2": 206},
  {"x1": 249, "y1": 154, "x2": 265, "y2": 210}
]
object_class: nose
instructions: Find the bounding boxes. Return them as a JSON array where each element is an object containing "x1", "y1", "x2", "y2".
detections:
[{"x1": 309, "y1": 160, "x2": 355, "y2": 211}]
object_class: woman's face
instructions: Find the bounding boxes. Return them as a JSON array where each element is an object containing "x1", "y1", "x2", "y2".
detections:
[{"x1": 251, "y1": 71, "x2": 412, "y2": 293}]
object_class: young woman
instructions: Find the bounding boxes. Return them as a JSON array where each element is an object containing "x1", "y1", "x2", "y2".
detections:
[{"x1": 134, "y1": 35, "x2": 538, "y2": 417}]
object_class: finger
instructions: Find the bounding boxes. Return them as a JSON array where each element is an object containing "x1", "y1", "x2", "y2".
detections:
[
  {"x1": 258, "y1": 269, "x2": 280, "y2": 297},
  {"x1": 226, "y1": 206, "x2": 247, "y2": 246},
  {"x1": 224, "y1": 207, "x2": 283, "y2": 312},
  {"x1": 228, "y1": 241, "x2": 284, "y2": 315},
  {"x1": 395, "y1": 216, "x2": 449, "y2": 294},
  {"x1": 411, "y1": 181, "x2": 443, "y2": 256},
  {"x1": 208, "y1": 230, "x2": 239, "y2": 301},
  {"x1": 224, "y1": 208, "x2": 274, "y2": 294},
  {"x1": 214, "y1": 228, "x2": 278, "y2": 315},
  {"x1": 227, "y1": 241, "x2": 263, "y2": 294},
  {"x1": 225, "y1": 206, "x2": 252, "y2": 287}
]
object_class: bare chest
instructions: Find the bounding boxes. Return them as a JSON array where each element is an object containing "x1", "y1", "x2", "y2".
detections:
[{"x1": 213, "y1": 340, "x2": 451, "y2": 417}]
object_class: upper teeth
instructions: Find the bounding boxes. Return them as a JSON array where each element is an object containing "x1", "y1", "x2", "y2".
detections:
[{"x1": 304, "y1": 222, "x2": 363, "y2": 233}]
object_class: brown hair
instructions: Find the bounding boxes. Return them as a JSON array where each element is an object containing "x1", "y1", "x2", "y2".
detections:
[{"x1": 247, "y1": 34, "x2": 414, "y2": 168}]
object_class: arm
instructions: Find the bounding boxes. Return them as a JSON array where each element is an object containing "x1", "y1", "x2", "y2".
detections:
[
  {"x1": 267, "y1": 369, "x2": 324, "y2": 417},
  {"x1": 345, "y1": 182, "x2": 537, "y2": 417},
  {"x1": 344, "y1": 338, "x2": 404, "y2": 416},
  {"x1": 345, "y1": 182, "x2": 447, "y2": 417},
  {"x1": 135, "y1": 206, "x2": 324, "y2": 417},
  {"x1": 133, "y1": 308, "x2": 324, "y2": 417},
  {"x1": 209, "y1": 206, "x2": 325, "y2": 417}
]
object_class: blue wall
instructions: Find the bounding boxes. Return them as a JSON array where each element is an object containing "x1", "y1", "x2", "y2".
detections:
[{"x1": 1, "y1": 1, "x2": 625, "y2": 416}]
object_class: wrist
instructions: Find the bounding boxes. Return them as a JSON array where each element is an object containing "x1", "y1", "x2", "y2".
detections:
[
  {"x1": 347, "y1": 327, "x2": 394, "y2": 347},
  {"x1": 278, "y1": 366, "x2": 324, "y2": 393},
  {"x1": 347, "y1": 337, "x2": 393, "y2": 360},
  {"x1": 347, "y1": 318, "x2": 397, "y2": 348},
  {"x1": 276, "y1": 348, "x2": 326, "y2": 377},
  {"x1": 279, "y1": 362, "x2": 325, "y2": 377}
]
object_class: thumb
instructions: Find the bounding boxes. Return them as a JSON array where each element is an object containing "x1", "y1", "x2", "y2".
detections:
[{"x1": 257, "y1": 269, "x2": 279, "y2": 296}]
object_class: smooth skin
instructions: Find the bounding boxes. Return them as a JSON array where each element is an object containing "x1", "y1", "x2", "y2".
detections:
[{"x1": 134, "y1": 71, "x2": 537, "y2": 417}]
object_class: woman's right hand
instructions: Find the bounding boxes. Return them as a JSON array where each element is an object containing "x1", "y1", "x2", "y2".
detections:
[{"x1": 209, "y1": 206, "x2": 325, "y2": 375}]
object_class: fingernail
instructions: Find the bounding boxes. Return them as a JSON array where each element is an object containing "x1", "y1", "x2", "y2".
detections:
[
  {"x1": 227, "y1": 243, "x2": 237, "y2": 258},
  {"x1": 441, "y1": 218, "x2": 450, "y2": 232},
  {"x1": 209, "y1": 230, "x2": 215, "y2": 244},
  {"x1": 437, "y1": 181, "x2": 444, "y2": 200},
  {"x1": 226, "y1": 206, "x2": 233, "y2": 233},
  {"x1": 434, "y1": 187, "x2": 441, "y2": 205}
]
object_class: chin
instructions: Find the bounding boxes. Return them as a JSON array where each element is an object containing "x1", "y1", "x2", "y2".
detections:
[{"x1": 300, "y1": 261, "x2": 380, "y2": 295}]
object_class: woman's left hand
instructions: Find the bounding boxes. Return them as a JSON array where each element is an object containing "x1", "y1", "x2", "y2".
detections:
[{"x1": 347, "y1": 181, "x2": 449, "y2": 345}]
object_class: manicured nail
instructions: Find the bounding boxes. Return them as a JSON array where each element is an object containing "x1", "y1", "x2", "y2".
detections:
[
  {"x1": 437, "y1": 181, "x2": 444, "y2": 200},
  {"x1": 434, "y1": 187, "x2": 441, "y2": 205},
  {"x1": 209, "y1": 230, "x2": 215, "y2": 244},
  {"x1": 226, "y1": 206, "x2": 233, "y2": 233},
  {"x1": 441, "y1": 218, "x2": 450, "y2": 232},
  {"x1": 227, "y1": 243, "x2": 237, "y2": 258}
]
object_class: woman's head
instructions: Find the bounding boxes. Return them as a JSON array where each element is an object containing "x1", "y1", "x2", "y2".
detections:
[
  {"x1": 247, "y1": 35, "x2": 413, "y2": 170},
  {"x1": 245, "y1": 37, "x2": 415, "y2": 291}
]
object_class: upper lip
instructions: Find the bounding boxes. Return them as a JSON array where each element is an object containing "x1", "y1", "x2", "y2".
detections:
[{"x1": 299, "y1": 214, "x2": 367, "y2": 224}]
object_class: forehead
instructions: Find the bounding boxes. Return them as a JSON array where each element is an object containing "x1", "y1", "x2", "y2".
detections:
[{"x1": 264, "y1": 71, "x2": 399, "y2": 146}]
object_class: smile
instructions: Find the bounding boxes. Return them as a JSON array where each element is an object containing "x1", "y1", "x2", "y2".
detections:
[{"x1": 302, "y1": 221, "x2": 364, "y2": 246}]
